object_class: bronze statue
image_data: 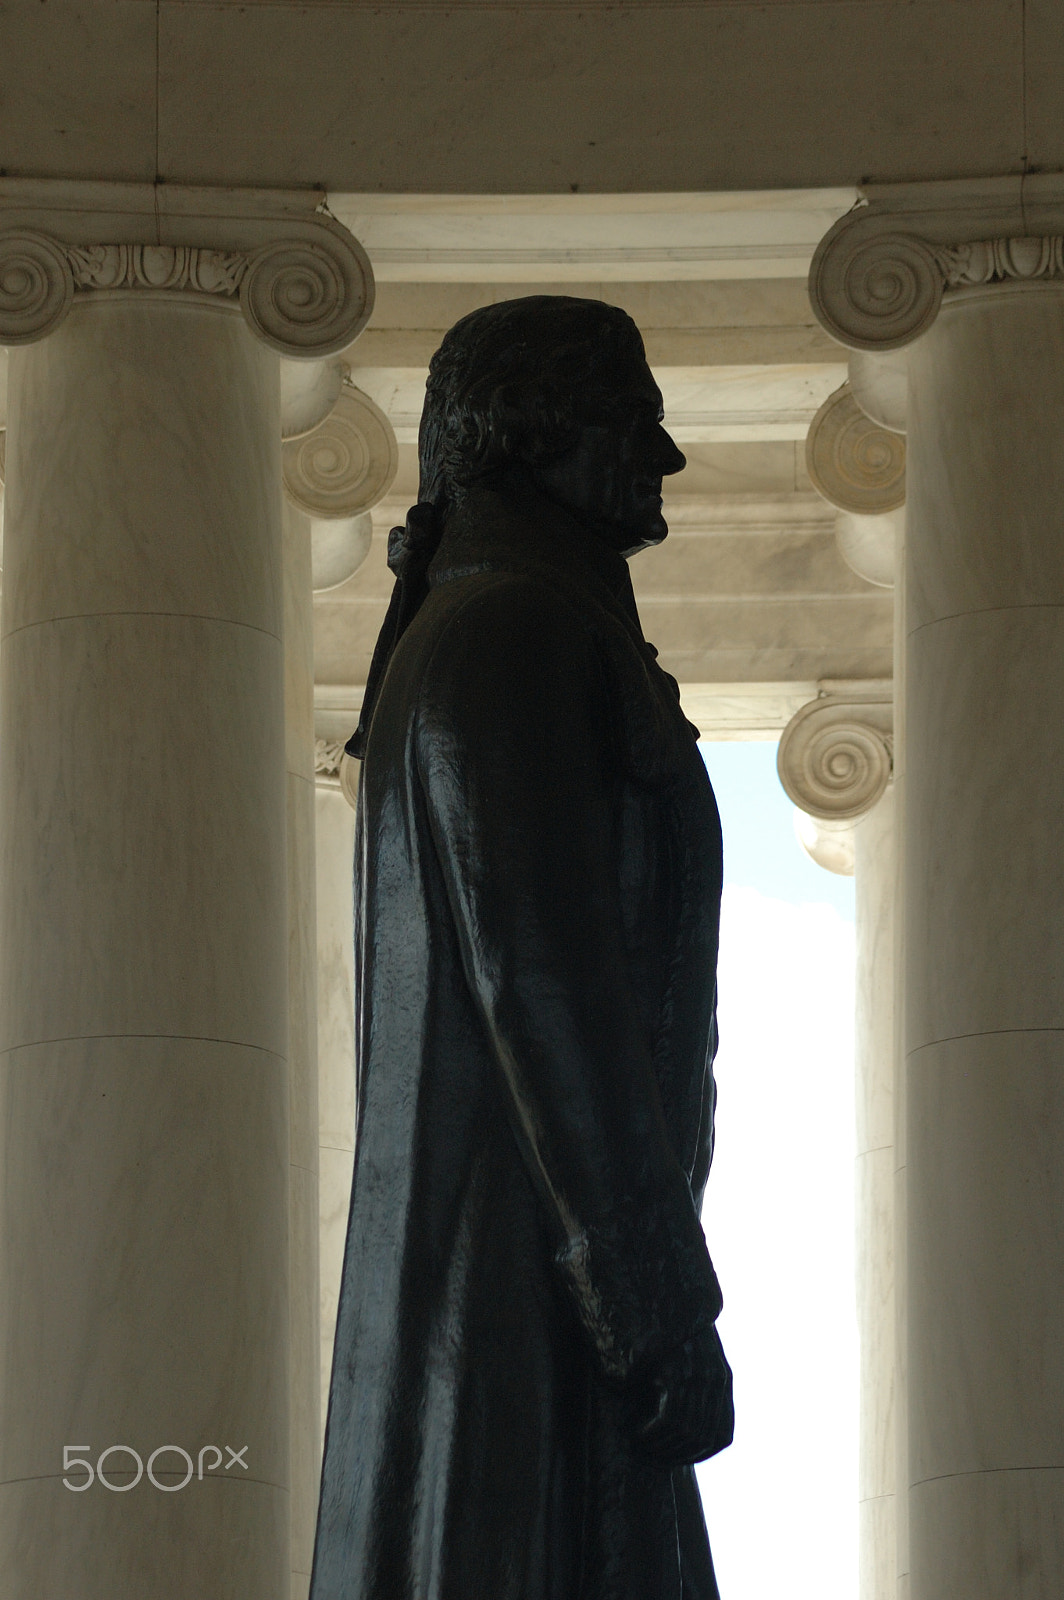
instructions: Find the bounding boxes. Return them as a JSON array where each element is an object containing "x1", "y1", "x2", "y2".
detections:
[{"x1": 311, "y1": 296, "x2": 733, "y2": 1600}]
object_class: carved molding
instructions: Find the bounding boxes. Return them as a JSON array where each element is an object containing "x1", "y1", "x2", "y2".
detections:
[
  {"x1": 809, "y1": 176, "x2": 1064, "y2": 351},
  {"x1": 936, "y1": 235, "x2": 1064, "y2": 289},
  {"x1": 805, "y1": 382, "x2": 905, "y2": 515},
  {"x1": 66, "y1": 243, "x2": 246, "y2": 296},
  {"x1": 777, "y1": 686, "x2": 893, "y2": 822},
  {"x1": 0, "y1": 179, "x2": 373, "y2": 359},
  {"x1": 314, "y1": 738, "x2": 347, "y2": 780},
  {"x1": 283, "y1": 381, "x2": 398, "y2": 518},
  {"x1": 314, "y1": 737, "x2": 360, "y2": 810}
]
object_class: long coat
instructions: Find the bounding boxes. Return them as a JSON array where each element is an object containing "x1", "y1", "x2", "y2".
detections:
[{"x1": 310, "y1": 486, "x2": 727, "y2": 1600}]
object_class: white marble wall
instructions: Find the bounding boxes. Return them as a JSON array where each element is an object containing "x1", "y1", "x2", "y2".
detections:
[
  {"x1": 0, "y1": 298, "x2": 290, "y2": 1597},
  {"x1": 905, "y1": 282, "x2": 1064, "y2": 1599}
]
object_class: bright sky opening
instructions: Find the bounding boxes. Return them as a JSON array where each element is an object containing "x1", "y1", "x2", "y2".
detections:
[{"x1": 696, "y1": 740, "x2": 858, "y2": 1600}]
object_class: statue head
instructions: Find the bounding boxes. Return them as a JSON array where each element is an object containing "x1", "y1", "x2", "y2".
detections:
[{"x1": 418, "y1": 295, "x2": 686, "y2": 556}]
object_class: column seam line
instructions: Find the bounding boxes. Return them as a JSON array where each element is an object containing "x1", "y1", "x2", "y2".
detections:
[
  {"x1": 908, "y1": 601, "x2": 1064, "y2": 642},
  {"x1": 857, "y1": 1142, "x2": 893, "y2": 1155},
  {"x1": 1, "y1": 610, "x2": 282, "y2": 645},
  {"x1": 907, "y1": 1025, "x2": 1064, "y2": 1058},
  {"x1": 0, "y1": 1033, "x2": 287, "y2": 1060},
  {"x1": 0, "y1": 1468, "x2": 288, "y2": 1492},
  {"x1": 1021, "y1": 0, "x2": 1029, "y2": 180},
  {"x1": 912, "y1": 1463, "x2": 1064, "y2": 1490},
  {"x1": 154, "y1": 1, "x2": 161, "y2": 187}
]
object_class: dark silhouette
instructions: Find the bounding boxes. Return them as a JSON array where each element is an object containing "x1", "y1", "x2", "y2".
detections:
[{"x1": 311, "y1": 296, "x2": 733, "y2": 1600}]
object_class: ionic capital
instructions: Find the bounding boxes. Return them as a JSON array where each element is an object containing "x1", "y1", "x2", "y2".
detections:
[
  {"x1": 0, "y1": 179, "x2": 373, "y2": 359},
  {"x1": 806, "y1": 381, "x2": 905, "y2": 516},
  {"x1": 777, "y1": 684, "x2": 893, "y2": 822},
  {"x1": 283, "y1": 376, "x2": 398, "y2": 518},
  {"x1": 809, "y1": 175, "x2": 1064, "y2": 351}
]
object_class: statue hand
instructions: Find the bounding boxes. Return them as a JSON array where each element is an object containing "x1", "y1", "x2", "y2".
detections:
[{"x1": 628, "y1": 1323, "x2": 734, "y2": 1466}]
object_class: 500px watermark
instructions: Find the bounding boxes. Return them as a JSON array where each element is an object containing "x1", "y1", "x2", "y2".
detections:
[{"x1": 62, "y1": 1444, "x2": 248, "y2": 1492}]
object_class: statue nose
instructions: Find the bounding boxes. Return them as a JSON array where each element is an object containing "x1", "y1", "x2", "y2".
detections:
[{"x1": 658, "y1": 429, "x2": 686, "y2": 476}]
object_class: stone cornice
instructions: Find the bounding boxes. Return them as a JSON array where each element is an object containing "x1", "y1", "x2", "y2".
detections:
[
  {"x1": 0, "y1": 179, "x2": 373, "y2": 358},
  {"x1": 777, "y1": 682, "x2": 893, "y2": 821},
  {"x1": 809, "y1": 174, "x2": 1064, "y2": 351}
]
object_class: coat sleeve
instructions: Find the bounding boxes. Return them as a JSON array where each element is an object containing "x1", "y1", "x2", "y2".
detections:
[{"x1": 414, "y1": 575, "x2": 722, "y2": 1385}]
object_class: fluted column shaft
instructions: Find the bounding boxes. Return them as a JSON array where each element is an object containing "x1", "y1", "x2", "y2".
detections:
[
  {"x1": 904, "y1": 280, "x2": 1064, "y2": 1598},
  {"x1": 0, "y1": 297, "x2": 290, "y2": 1597}
]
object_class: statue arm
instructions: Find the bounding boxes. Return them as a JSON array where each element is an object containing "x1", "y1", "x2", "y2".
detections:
[{"x1": 416, "y1": 576, "x2": 727, "y2": 1444}]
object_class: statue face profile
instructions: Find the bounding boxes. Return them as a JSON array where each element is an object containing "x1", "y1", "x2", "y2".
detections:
[
  {"x1": 415, "y1": 294, "x2": 686, "y2": 555},
  {"x1": 529, "y1": 356, "x2": 687, "y2": 556}
]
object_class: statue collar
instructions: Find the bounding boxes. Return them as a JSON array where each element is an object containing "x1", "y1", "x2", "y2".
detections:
[{"x1": 428, "y1": 486, "x2": 639, "y2": 620}]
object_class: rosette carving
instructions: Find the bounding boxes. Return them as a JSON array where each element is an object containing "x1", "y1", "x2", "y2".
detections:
[
  {"x1": 282, "y1": 384, "x2": 397, "y2": 518},
  {"x1": 240, "y1": 237, "x2": 373, "y2": 358},
  {"x1": 0, "y1": 231, "x2": 74, "y2": 344},
  {"x1": 778, "y1": 692, "x2": 893, "y2": 821},
  {"x1": 805, "y1": 383, "x2": 905, "y2": 515},
  {"x1": 810, "y1": 229, "x2": 943, "y2": 352}
]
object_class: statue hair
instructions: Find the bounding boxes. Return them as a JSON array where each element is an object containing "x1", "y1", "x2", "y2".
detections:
[{"x1": 417, "y1": 295, "x2": 646, "y2": 514}]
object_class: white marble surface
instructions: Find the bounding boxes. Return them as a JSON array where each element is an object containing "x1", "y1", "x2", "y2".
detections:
[
  {"x1": 283, "y1": 499, "x2": 320, "y2": 1600},
  {"x1": 907, "y1": 1032, "x2": 1064, "y2": 1482},
  {"x1": 314, "y1": 784, "x2": 357, "y2": 1431},
  {"x1": 905, "y1": 608, "x2": 1064, "y2": 1048},
  {"x1": 907, "y1": 286, "x2": 1064, "y2": 634},
  {"x1": 5, "y1": 301, "x2": 282, "y2": 638},
  {"x1": 909, "y1": 1468, "x2": 1064, "y2": 1600},
  {"x1": 891, "y1": 502, "x2": 909, "y2": 1600},
  {"x1": 0, "y1": 1475, "x2": 288, "y2": 1600},
  {"x1": 331, "y1": 188, "x2": 856, "y2": 282},
  {"x1": 0, "y1": 613, "x2": 287, "y2": 1055},
  {"x1": 901, "y1": 280, "x2": 1064, "y2": 1599},
  {"x1": 311, "y1": 513, "x2": 373, "y2": 594},
  {"x1": 0, "y1": 295, "x2": 290, "y2": 1597},
  {"x1": 861, "y1": 1495, "x2": 898, "y2": 1600},
  {"x1": 836, "y1": 508, "x2": 900, "y2": 590},
  {"x1": 148, "y1": 3, "x2": 1025, "y2": 192},
  {"x1": 0, "y1": 1037, "x2": 289, "y2": 1484},
  {"x1": 849, "y1": 349, "x2": 908, "y2": 435},
  {"x1": 855, "y1": 792, "x2": 896, "y2": 1160}
]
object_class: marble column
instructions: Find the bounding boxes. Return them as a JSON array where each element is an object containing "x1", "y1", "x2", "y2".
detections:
[
  {"x1": 811, "y1": 175, "x2": 1064, "y2": 1600},
  {"x1": 283, "y1": 500, "x2": 320, "y2": 1600},
  {"x1": 779, "y1": 685, "x2": 896, "y2": 1600},
  {"x1": 0, "y1": 181, "x2": 372, "y2": 1600},
  {"x1": 312, "y1": 752, "x2": 358, "y2": 1434}
]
